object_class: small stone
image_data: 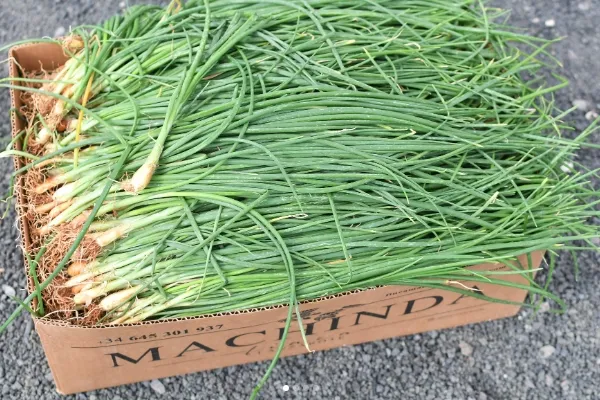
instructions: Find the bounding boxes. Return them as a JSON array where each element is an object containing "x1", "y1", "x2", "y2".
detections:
[
  {"x1": 2, "y1": 284, "x2": 16, "y2": 297},
  {"x1": 539, "y1": 345, "x2": 556, "y2": 358},
  {"x1": 544, "y1": 19, "x2": 556, "y2": 27},
  {"x1": 538, "y1": 302, "x2": 551, "y2": 313},
  {"x1": 150, "y1": 379, "x2": 166, "y2": 395},
  {"x1": 459, "y1": 341, "x2": 473, "y2": 356},
  {"x1": 545, "y1": 374, "x2": 554, "y2": 387},
  {"x1": 578, "y1": 2, "x2": 591, "y2": 11},
  {"x1": 89, "y1": 396, "x2": 97, "y2": 400},
  {"x1": 119, "y1": 1, "x2": 127, "y2": 8},
  {"x1": 525, "y1": 377, "x2": 536, "y2": 389},
  {"x1": 560, "y1": 380, "x2": 570, "y2": 391},
  {"x1": 532, "y1": 17, "x2": 540, "y2": 24},
  {"x1": 585, "y1": 111, "x2": 599, "y2": 121},
  {"x1": 572, "y1": 99, "x2": 589, "y2": 111},
  {"x1": 478, "y1": 393, "x2": 488, "y2": 400},
  {"x1": 54, "y1": 26, "x2": 66, "y2": 37}
]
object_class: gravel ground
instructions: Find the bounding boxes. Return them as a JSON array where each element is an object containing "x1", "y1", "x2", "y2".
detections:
[{"x1": 1, "y1": 1, "x2": 599, "y2": 399}]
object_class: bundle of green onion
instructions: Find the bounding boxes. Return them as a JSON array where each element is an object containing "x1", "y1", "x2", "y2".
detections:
[{"x1": 1, "y1": 0, "x2": 599, "y2": 395}]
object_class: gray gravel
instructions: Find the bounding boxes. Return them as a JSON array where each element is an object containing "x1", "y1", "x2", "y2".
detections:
[{"x1": 1, "y1": 1, "x2": 599, "y2": 399}]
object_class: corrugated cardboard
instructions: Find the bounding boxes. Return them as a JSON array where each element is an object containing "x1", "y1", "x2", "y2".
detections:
[{"x1": 8, "y1": 43, "x2": 544, "y2": 395}]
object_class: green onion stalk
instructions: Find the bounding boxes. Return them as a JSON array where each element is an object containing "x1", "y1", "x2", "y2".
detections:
[{"x1": 1, "y1": 0, "x2": 599, "y2": 397}]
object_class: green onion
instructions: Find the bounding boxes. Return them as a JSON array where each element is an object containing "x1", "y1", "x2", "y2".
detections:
[{"x1": 1, "y1": 1, "x2": 599, "y2": 397}]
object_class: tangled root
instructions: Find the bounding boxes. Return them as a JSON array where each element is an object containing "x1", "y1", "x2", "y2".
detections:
[
  {"x1": 19, "y1": 92, "x2": 36, "y2": 125},
  {"x1": 74, "y1": 303, "x2": 105, "y2": 326},
  {"x1": 24, "y1": 167, "x2": 49, "y2": 198},
  {"x1": 32, "y1": 90, "x2": 57, "y2": 116},
  {"x1": 35, "y1": 227, "x2": 102, "y2": 322},
  {"x1": 42, "y1": 273, "x2": 75, "y2": 321},
  {"x1": 26, "y1": 140, "x2": 47, "y2": 158},
  {"x1": 18, "y1": 61, "x2": 107, "y2": 325},
  {"x1": 23, "y1": 168, "x2": 54, "y2": 238}
]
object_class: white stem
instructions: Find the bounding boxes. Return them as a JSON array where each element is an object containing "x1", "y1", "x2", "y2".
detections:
[
  {"x1": 122, "y1": 161, "x2": 157, "y2": 193},
  {"x1": 95, "y1": 222, "x2": 134, "y2": 247},
  {"x1": 74, "y1": 282, "x2": 108, "y2": 306},
  {"x1": 99, "y1": 286, "x2": 142, "y2": 311},
  {"x1": 44, "y1": 142, "x2": 58, "y2": 153},
  {"x1": 70, "y1": 210, "x2": 92, "y2": 228},
  {"x1": 71, "y1": 282, "x2": 92, "y2": 294},
  {"x1": 35, "y1": 127, "x2": 52, "y2": 145},
  {"x1": 67, "y1": 260, "x2": 93, "y2": 277},
  {"x1": 35, "y1": 200, "x2": 60, "y2": 214},
  {"x1": 52, "y1": 181, "x2": 78, "y2": 202},
  {"x1": 65, "y1": 271, "x2": 96, "y2": 287},
  {"x1": 35, "y1": 175, "x2": 66, "y2": 194},
  {"x1": 109, "y1": 294, "x2": 161, "y2": 325},
  {"x1": 48, "y1": 199, "x2": 75, "y2": 218}
]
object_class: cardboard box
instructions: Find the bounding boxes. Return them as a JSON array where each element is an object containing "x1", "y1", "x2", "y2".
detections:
[{"x1": 8, "y1": 43, "x2": 544, "y2": 395}]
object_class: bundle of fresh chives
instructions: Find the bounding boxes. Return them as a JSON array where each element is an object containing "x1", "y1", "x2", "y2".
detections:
[{"x1": 1, "y1": 0, "x2": 599, "y2": 396}]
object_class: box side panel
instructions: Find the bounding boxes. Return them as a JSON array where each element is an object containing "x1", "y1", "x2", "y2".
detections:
[
  {"x1": 8, "y1": 42, "x2": 70, "y2": 272},
  {"x1": 8, "y1": 42, "x2": 71, "y2": 389},
  {"x1": 36, "y1": 252, "x2": 543, "y2": 394},
  {"x1": 11, "y1": 43, "x2": 69, "y2": 73}
]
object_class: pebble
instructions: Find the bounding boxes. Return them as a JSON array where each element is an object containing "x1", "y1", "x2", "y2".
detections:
[
  {"x1": 539, "y1": 345, "x2": 556, "y2": 359},
  {"x1": 54, "y1": 26, "x2": 66, "y2": 37},
  {"x1": 532, "y1": 17, "x2": 540, "y2": 24},
  {"x1": 572, "y1": 99, "x2": 589, "y2": 111},
  {"x1": 478, "y1": 392, "x2": 488, "y2": 400},
  {"x1": 538, "y1": 302, "x2": 551, "y2": 313},
  {"x1": 545, "y1": 19, "x2": 556, "y2": 27},
  {"x1": 525, "y1": 377, "x2": 536, "y2": 389},
  {"x1": 1, "y1": 284, "x2": 16, "y2": 297},
  {"x1": 578, "y1": 2, "x2": 591, "y2": 11},
  {"x1": 459, "y1": 341, "x2": 473, "y2": 357},
  {"x1": 545, "y1": 374, "x2": 554, "y2": 387},
  {"x1": 585, "y1": 111, "x2": 599, "y2": 121},
  {"x1": 150, "y1": 379, "x2": 166, "y2": 395}
]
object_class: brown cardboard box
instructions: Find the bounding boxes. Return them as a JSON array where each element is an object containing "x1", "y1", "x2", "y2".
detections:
[{"x1": 8, "y1": 43, "x2": 544, "y2": 395}]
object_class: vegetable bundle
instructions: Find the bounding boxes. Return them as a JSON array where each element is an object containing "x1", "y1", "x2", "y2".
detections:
[{"x1": 1, "y1": 0, "x2": 598, "y2": 396}]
